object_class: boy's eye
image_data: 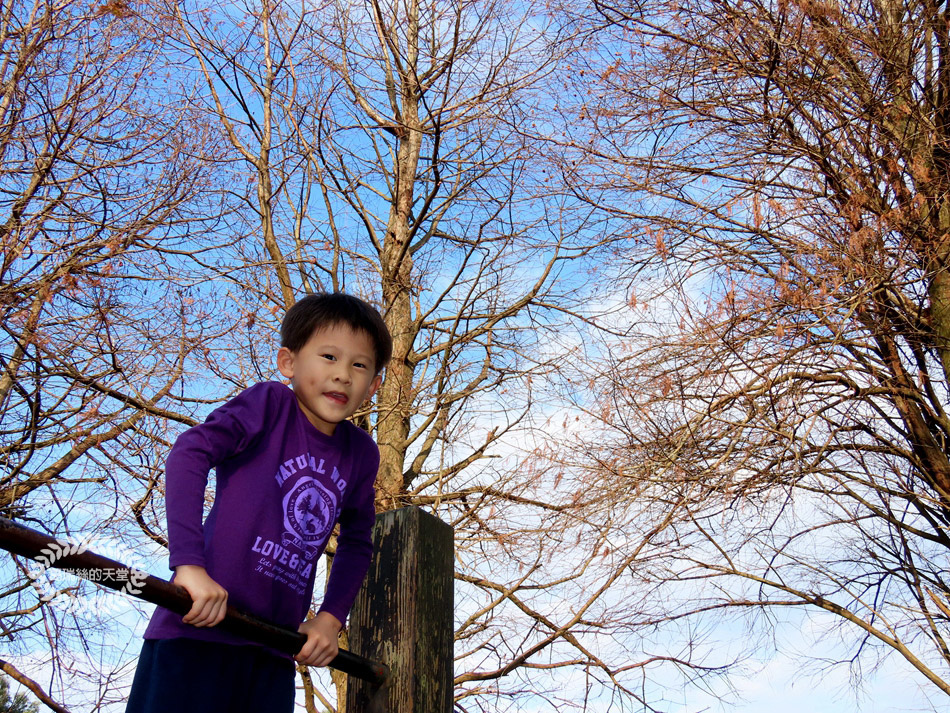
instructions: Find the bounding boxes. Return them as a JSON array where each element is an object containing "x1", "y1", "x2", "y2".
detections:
[
  {"x1": 354, "y1": 361, "x2": 368, "y2": 369},
  {"x1": 321, "y1": 353, "x2": 336, "y2": 361}
]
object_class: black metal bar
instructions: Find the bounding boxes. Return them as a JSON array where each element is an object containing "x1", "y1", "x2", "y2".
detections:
[{"x1": 0, "y1": 516, "x2": 388, "y2": 687}]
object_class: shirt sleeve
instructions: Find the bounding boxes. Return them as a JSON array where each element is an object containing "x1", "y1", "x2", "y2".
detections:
[
  {"x1": 318, "y1": 430, "x2": 379, "y2": 624},
  {"x1": 165, "y1": 382, "x2": 285, "y2": 570}
]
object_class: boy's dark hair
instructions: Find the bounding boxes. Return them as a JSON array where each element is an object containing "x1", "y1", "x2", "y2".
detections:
[{"x1": 281, "y1": 292, "x2": 392, "y2": 373}]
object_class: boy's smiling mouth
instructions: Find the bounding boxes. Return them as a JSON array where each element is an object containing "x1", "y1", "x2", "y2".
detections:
[{"x1": 324, "y1": 391, "x2": 348, "y2": 404}]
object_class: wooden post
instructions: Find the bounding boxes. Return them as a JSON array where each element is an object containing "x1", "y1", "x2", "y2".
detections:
[{"x1": 346, "y1": 507, "x2": 454, "y2": 713}]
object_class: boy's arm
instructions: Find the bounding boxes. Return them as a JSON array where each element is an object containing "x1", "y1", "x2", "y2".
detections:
[
  {"x1": 166, "y1": 383, "x2": 279, "y2": 569},
  {"x1": 164, "y1": 383, "x2": 280, "y2": 624},
  {"x1": 316, "y1": 440, "x2": 379, "y2": 626},
  {"x1": 296, "y1": 487, "x2": 372, "y2": 665},
  {"x1": 164, "y1": 432, "x2": 229, "y2": 627}
]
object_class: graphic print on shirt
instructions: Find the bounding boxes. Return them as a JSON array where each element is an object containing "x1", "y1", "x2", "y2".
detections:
[
  {"x1": 282, "y1": 477, "x2": 336, "y2": 557},
  {"x1": 250, "y1": 450, "x2": 347, "y2": 596}
]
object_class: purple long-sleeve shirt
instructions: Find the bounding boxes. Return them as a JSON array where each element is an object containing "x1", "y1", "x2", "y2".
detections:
[{"x1": 144, "y1": 381, "x2": 378, "y2": 648}]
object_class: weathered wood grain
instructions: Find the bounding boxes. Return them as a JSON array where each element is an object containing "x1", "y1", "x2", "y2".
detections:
[{"x1": 346, "y1": 507, "x2": 454, "y2": 713}]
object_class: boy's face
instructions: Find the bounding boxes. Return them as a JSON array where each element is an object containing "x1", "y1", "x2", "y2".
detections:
[{"x1": 277, "y1": 324, "x2": 382, "y2": 436}]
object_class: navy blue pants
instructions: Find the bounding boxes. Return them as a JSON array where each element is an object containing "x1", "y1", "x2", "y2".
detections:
[{"x1": 125, "y1": 638, "x2": 296, "y2": 713}]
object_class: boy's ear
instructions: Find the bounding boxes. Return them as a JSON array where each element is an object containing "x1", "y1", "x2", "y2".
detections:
[
  {"x1": 366, "y1": 373, "x2": 383, "y2": 400},
  {"x1": 277, "y1": 347, "x2": 295, "y2": 379}
]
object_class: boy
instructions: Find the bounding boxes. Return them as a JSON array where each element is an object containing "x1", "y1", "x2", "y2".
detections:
[{"x1": 126, "y1": 292, "x2": 392, "y2": 713}]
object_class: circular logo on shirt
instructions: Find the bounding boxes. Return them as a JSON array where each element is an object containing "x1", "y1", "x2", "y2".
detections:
[{"x1": 282, "y1": 478, "x2": 336, "y2": 544}]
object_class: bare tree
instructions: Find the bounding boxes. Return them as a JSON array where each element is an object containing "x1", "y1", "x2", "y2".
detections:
[
  {"x1": 0, "y1": 0, "x2": 229, "y2": 708},
  {"x1": 557, "y1": 0, "x2": 950, "y2": 702},
  {"x1": 135, "y1": 0, "x2": 681, "y2": 710}
]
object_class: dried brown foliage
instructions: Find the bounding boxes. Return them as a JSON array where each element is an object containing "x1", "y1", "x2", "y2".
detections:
[{"x1": 559, "y1": 0, "x2": 950, "y2": 700}]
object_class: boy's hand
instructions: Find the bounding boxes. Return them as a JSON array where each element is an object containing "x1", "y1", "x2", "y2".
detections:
[
  {"x1": 295, "y1": 611, "x2": 342, "y2": 667},
  {"x1": 173, "y1": 564, "x2": 228, "y2": 628}
]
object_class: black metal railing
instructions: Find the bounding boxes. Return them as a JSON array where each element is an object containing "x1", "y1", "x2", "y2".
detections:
[{"x1": 0, "y1": 516, "x2": 388, "y2": 687}]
